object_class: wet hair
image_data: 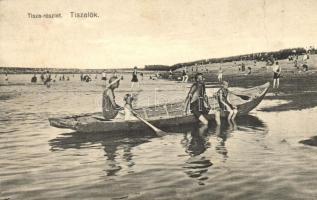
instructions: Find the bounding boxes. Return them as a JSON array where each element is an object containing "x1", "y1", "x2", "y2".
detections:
[
  {"x1": 195, "y1": 73, "x2": 203, "y2": 81},
  {"x1": 276, "y1": 61, "x2": 279, "y2": 64}
]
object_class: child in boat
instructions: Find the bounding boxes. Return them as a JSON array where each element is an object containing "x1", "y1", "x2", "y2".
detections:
[
  {"x1": 102, "y1": 76, "x2": 123, "y2": 120},
  {"x1": 122, "y1": 94, "x2": 137, "y2": 120},
  {"x1": 214, "y1": 81, "x2": 237, "y2": 123}
]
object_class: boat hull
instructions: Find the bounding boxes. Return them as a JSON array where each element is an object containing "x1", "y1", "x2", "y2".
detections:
[{"x1": 49, "y1": 82, "x2": 270, "y2": 133}]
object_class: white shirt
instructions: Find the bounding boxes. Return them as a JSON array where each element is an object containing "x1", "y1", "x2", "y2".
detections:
[{"x1": 272, "y1": 64, "x2": 281, "y2": 73}]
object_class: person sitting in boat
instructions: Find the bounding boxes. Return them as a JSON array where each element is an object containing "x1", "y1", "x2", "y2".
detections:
[
  {"x1": 102, "y1": 76, "x2": 123, "y2": 120},
  {"x1": 184, "y1": 73, "x2": 210, "y2": 125},
  {"x1": 215, "y1": 81, "x2": 237, "y2": 123}
]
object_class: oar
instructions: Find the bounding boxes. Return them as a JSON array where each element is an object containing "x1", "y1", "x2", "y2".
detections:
[{"x1": 130, "y1": 110, "x2": 166, "y2": 136}]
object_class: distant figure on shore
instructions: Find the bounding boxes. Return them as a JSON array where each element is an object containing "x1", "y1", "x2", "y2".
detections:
[
  {"x1": 182, "y1": 69, "x2": 188, "y2": 82},
  {"x1": 241, "y1": 63, "x2": 245, "y2": 71},
  {"x1": 40, "y1": 73, "x2": 45, "y2": 82},
  {"x1": 102, "y1": 76, "x2": 122, "y2": 120},
  {"x1": 214, "y1": 81, "x2": 237, "y2": 124},
  {"x1": 247, "y1": 67, "x2": 252, "y2": 75},
  {"x1": 131, "y1": 66, "x2": 139, "y2": 89},
  {"x1": 31, "y1": 74, "x2": 37, "y2": 83},
  {"x1": 101, "y1": 71, "x2": 107, "y2": 81},
  {"x1": 66, "y1": 76, "x2": 70, "y2": 81},
  {"x1": 80, "y1": 73, "x2": 84, "y2": 81},
  {"x1": 294, "y1": 59, "x2": 298, "y2": 69},
  {"x1": 5, "y1": 73, "x2": 8, "y2": 82},
  {"x1": 184, "y1": 73, "x2": 210, "y2": 125},
  {"x1": 83, "y1": 75, "x2": 92, "y2": 82},
  {"x1": 44, "y1": 71, "x2": 51, "y2": 87},
  {"x1": 217, "y1": 66, "x2": 223, "y2": 82},
  {"x1": 141, "y1": 72, "x2": 144, "y2": 80},
  {"x1": 302, "y1": 64, "x2": 308, "y2": 72},
  {"x1": 303, "y1": 53, "x2": 309, "y2": 62},
  {"x1": 168, "y1": 69, "x2": 173, "y2": 80},
  {"x1": 272, "y1": 61, "x2": 281, "y2": 89}
]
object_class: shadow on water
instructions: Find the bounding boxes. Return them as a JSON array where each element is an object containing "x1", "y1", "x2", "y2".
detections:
[
  {"x1": 181, "y1": 115, "x2": 267, "y2": 185},
  {"x1": 49, "y1": 115, "x2": 266, "y2": 178}
]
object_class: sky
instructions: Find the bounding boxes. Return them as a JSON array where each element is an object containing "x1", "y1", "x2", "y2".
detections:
[{"x1": 0, "y1": 0, "x2": 316, "y2": 69}]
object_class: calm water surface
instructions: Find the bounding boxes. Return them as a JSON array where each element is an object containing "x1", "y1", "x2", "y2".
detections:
[{"x1": 1, "y1": 75, "x2": 317, "y2": 200}]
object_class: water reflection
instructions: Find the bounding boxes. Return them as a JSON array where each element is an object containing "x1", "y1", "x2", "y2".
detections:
[
  {"x1": 49, "y1": 131, "x2": 153, "y2": 176},
  {"x1": 181, "y1": 115, "x2": 267, "y2": 184},
  {"x1": 49, "y1": 115, "x2": 266, "y2": 179}
]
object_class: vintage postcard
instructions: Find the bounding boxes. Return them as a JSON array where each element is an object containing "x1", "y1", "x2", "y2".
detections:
[{"x1": 1, "y1": 0, "x2": 317, "y2": 199}]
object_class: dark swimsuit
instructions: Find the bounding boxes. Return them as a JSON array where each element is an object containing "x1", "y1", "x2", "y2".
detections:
[
  {"x1": 190, "y1": 83, "x2": 209, "y2": 118},
  {"x1": 217, "y1": 87, "x2": 233, "y2": 110},
  {"x1": 131, "y1": 71, "x2": 138, "y2": 82},
  {"x1": 102, "y1": 89, "x2": 119, "y2": 120}
]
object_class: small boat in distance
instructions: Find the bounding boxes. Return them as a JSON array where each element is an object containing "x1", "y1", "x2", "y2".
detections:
[{"x1": 49, "y1": 82, "x2": 270, "y2": 133}]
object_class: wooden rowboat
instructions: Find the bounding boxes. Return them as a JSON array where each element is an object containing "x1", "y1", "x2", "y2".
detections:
[{"x1": 49, "y1": 82, "x2": 270, "y2": 133}]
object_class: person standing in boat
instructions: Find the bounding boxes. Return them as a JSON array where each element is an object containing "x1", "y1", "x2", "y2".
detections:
[
  {"x1": 184, "y1": 73, "x2": 210, "y2": 125},
  {"x1": 102, "y1": 76, "x2": 123, "y2": 120},
  {"x1": 214, "y1": 81, "x2": 237, "y2": 123},
  {"x1": 131, "y1": 66, "x2": 139, "y2": 90}
]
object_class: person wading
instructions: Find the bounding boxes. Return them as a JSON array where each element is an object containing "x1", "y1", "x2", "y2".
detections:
[
  {"x1": 102, "y1": 76, "x2": 123, "y2": 120},
  {"x1": 184, "y1": 73, "x2": 210, "y2": 125}
]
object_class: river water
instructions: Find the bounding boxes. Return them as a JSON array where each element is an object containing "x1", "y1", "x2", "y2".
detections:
[{"x1": 1, "y1": 74, "x2": 317, "y2": 200}]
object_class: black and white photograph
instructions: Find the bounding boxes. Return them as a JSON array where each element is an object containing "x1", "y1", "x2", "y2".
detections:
[{"x1": 1, "y1": 0, "x2": 317, "y2": 199}]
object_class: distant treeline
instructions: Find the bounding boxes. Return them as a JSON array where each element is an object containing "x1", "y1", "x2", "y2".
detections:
[
  {"x1": 145, "y1": 47, "x2": 315, "y2": 71},
  {"x1": 0, "y1": 67, "x2": 132, "y2": 74},
  {"x1": 144, "y1": 65, "x2": 171, "y2": 71}
]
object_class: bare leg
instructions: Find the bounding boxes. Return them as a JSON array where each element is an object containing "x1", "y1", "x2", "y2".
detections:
[
  {"x1": 131, "y1": 82, "x2": 135, "y2": 90},
  {"x1": 273, "y1": 79, "x2": 276, "y2": 89},
  {"x1": 228, "y1": 109, "x2": 233, "y2": 122},
  {"x1": 198, "y1": 115, "x2": 209, "y2": 125},
  {"x1": 215, "y1": 110, "x2": 221, "y2": 125},
  {"x1": 231, "y1": 109, "x2": 238, "y2": 121},
  {"x1": 276, "y1": 78, "x2": 279, "y2": 89}
]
